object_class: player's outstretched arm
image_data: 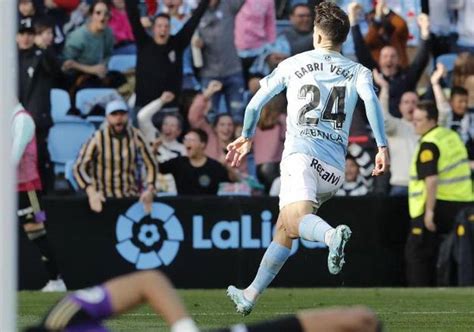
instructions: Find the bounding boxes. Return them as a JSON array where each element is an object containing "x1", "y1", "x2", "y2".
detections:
[
  {"x1": 356, "y1": 69, "x2": 390, "y2": 176},
  {"x1": 226, "y1": 66, "x2": 287, "y2": 168}
]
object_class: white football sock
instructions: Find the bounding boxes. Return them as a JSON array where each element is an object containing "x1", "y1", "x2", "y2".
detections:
[
  {"x1": 324, "y1": 228, "x2": 336, "y2": 247},
  {"x1": 171, "y1": 318, "x2": 199, "y2": 332},
  {"x1": 298, "y1": 214, "x2": 333, "y2": 243},
  {"x1": 243, "y1": 285, "x2": 259, "y2": 303}
]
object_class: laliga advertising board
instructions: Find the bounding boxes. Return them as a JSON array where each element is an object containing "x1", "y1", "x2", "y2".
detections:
[
  {"x1": 115, "y1": 201, "x2": 325, "y2": 270},
  {"x1": 18, "y1": 196, "x2": 409, "y2": 289}
]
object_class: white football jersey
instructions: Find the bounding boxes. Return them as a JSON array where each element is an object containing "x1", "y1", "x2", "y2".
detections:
[{"x1": 243, "y1": 48, "x2": 386, "y2": 170}]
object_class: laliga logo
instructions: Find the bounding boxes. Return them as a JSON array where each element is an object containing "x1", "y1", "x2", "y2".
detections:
[{"x1": 115, "y1": 202, "x2": 184, "y2": 269}]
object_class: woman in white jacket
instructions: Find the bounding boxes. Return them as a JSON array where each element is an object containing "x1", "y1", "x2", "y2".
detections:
[
  {"x1": 373, "y1": 69, "x2": 419, "y2": 196},
  {"x1": 137, "y1": 91, "x2": 186, "y2": 194}
]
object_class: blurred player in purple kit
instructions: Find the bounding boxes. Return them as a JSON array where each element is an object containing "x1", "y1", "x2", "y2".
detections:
[{"x1": 25, "y1": 270, "x2": 381, "y2": 332}]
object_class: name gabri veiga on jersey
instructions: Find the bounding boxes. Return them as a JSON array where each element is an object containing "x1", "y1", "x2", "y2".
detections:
[{"x1": 294, "y1": 63, "x2": 354, "y2": 81}]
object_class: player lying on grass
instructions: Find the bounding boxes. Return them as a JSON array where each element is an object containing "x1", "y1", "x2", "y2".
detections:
[
  {"x1": 25, "y1": 270, "x2": 381, "y2": 332},
  {"x1": 225, "y1": 1, "x2": 388, "y2": 316}
]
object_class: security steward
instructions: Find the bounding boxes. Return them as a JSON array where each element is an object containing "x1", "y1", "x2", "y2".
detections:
[{"x1": 405, "y1": 101, "x2": 474, "y2": 286}]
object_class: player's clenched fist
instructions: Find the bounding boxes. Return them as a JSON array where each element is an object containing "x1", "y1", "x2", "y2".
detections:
[{"x1": 372, "y1": 146, "x2": 390, "y2": 176}]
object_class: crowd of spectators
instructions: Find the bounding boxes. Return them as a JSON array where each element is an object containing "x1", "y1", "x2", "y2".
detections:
[{"x1": 15, "y1": 0, "x2": 474, "y2": 202}]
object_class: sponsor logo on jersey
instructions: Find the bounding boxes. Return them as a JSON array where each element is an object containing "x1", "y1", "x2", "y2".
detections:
[
  {"x1": 299, "y1": 128, "x2": 343, "y2": 143},
  {"x1": 198, "y1": 174, "x2": 211, "y2": 187},
  {"x1": 310, "y1": 158, "x2": 341, "y2": 185}
]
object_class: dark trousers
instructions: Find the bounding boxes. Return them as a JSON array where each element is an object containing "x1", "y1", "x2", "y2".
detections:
[
  {"x1": 405, "y1": 200, "x2": 472, "y2": 286},
  {"x1": 405, "y1": 215, "x2": 439, "y2": 286},
  {"x1": 240, "y1": 56, "x2": 258, "y2": 86}
]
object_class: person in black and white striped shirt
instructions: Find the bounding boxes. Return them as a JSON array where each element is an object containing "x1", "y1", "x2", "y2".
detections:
[
  {"x1": 74, "y1": 100, "x2": 157, "y2": 213},
  {"x1": 336, "y1": 154, "x2": 369, "y2": 197}
]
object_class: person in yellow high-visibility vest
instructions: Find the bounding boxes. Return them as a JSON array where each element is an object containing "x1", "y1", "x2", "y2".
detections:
[{"x1": 405, "y1": 101, "x2": 474, "y2": 286}]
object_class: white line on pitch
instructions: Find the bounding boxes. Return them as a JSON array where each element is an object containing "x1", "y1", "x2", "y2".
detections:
[
  {"x1": 123, "y1": 312, "x2": 294, "y2": 317},
  {"x1": 387, "y1": 311, "x2": 474, "y2": 315},
  {"x1": 123, "y1": 311, "x2": 474, "y2": 317}
]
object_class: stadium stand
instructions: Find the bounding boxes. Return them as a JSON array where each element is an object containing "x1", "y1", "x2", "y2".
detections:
[
  {"x1": 50, "y1": 89, "x2": 73, "y2": 123},
  {"x1": 47, "y1": 121, "x2": 95, "y2": 175},
  {"x1": 435, "y1": 53, "x2": 458, "y2": 72},
  {"x1": 75, "y1": 88, "x2": 121, "y2": 116},
  {"x1": 107, "y1": 54, "x2": 137, "y2": 72}
]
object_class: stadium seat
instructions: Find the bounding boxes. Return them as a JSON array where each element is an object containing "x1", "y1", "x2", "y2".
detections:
[
  {"x1": 108, "y1": 54, "x2": 137, "y2": 72},
  {"x1": 50, "y1": 89, "x2": 72, "y2": 123},
  {"x1": 75, "y1": 88, "x2": 120, "y2": 116},
  {"x1": 435, "y1": 53, "x2": 458, "y2": 72},
  {"x1": 276, "y1": 20, "x2": 291, "y2": 34},
  {"x1": 86, "y1": 115, "x2": 106, "y2": 128},
  {"x1": 47, "y1": 122, "x2": 95, "y2": 175}
]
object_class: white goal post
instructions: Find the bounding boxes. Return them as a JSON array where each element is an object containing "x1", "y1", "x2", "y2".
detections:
[{"x1": 0, "y1": 0, "x2": 18, "y2": 330}]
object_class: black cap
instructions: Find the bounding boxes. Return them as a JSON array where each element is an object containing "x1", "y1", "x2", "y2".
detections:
[{"x1": 18, "y1": 17, "x2": 34, "y2": 34}]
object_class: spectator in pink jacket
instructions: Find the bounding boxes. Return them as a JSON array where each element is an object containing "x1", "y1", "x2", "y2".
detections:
[
  {"x1": 234, "y1": 0, "x2": 276, "y2": 84},
  {"x1": 253, "y1": 93, "x2": 286, "y2": 192},
  {"x1": 188, "y1": 80, "x2": 246, "y2": 178},
  {"x1": 109, "y1": 0, "x2": 136, "y2": 55}
]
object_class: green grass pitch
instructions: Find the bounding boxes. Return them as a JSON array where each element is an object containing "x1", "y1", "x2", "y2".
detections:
[{"x1": 19, "y1": 288, "x2": 474, "y2": 331}]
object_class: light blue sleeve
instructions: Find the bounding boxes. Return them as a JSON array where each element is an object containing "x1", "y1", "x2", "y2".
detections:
[
  {"x1": 242, "y1": 64, "x2": 288, "y2": 138},
  {"x1": 356, "y1": 68, "x2": 388, "y2": 147},
  {"x1": 11, "y1": 113, "x2": 35, "y2": 166}
]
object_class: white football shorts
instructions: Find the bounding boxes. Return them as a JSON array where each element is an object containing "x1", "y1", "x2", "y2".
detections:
[{"x1": 279, "y1": 153, "x2": 344, "y2": 210}]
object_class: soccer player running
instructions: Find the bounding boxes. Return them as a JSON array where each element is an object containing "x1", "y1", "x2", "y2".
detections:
[{"x1": 226, "y1": 2, "x2": 389, "y2": 316}]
